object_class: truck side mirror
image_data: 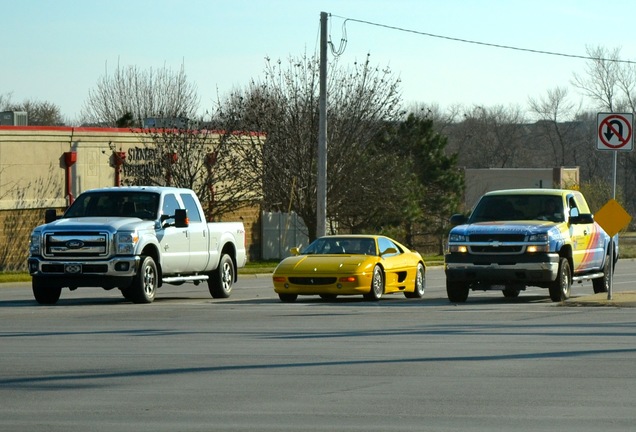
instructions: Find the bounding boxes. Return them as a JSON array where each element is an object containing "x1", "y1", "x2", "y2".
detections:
[
  {"x1": 174, "y1": 209, "x2": 189, "y2": 228},
  {"x1": 45, "y1": 209, "x2": 58, "y2": 223},
  {"x1": 450, "y1": 214, "x2": 467, "y2": 226}
]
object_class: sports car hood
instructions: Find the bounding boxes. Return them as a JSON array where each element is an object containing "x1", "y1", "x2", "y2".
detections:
[{"x1": 275, "y1": 254, "x2": 371, "y2": 274}]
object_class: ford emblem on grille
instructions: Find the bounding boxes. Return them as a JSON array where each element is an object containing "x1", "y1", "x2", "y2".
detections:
[{"x1": 66, "y1": 240, "x2": 85, "y2": 249}]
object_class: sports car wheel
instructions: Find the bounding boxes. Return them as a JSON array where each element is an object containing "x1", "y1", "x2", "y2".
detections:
[
  {"x1": 279, "y1": 293, "x2": 298, "y2": 303},
  {"x1": 404, "y1": 262, "x2": 425, "y2": 299},
  {"x1": 549, "y1": 257, "x2": 571, "y2": 302},
  {"x1": 364, "y1": 266, "x2": 384, "y2": 301}
]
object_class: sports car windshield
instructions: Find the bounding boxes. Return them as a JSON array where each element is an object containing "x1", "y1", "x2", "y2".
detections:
[{"x1": 301, "y1": 237, "x2": 377, "y2": 256}]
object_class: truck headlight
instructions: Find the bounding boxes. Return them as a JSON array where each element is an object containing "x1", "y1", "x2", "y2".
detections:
[
  {"x1": 449, "y1": 234, "x2": 467, "y2": 242},
  {"x1": 116, "y1": 232, "x2": 138, "y2": 255},
  {"x1": 528, "y1": 234, "x2": 548, "y2": 242},
  {"x1": 527, "y1": 233, "x2": 549, "y2": 253},
  {"x1": 29, "y1": 233, "x2": 41, "y2": 255}
]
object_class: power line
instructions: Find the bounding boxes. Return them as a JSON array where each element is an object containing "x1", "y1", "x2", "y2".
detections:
[{"x1": 329, "y1": 14, "x2": 636, "y2": 65}]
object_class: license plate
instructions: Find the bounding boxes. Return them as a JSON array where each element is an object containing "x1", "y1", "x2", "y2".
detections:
[{"x1": 65, "y1": 263, "x2": 82, "y2": 274}]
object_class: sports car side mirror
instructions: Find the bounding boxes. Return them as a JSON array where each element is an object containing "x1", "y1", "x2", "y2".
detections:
[
  {"x1": 381, "y1": 247, "x2": 398, "y2": 256},
  {"x1": 290, "y1": 247, "x2": 301, "y2": 256}
]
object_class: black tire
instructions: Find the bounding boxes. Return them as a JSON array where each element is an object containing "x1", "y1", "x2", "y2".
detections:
[
  {"x1": 208, "y1": 254, "x2": 234, "y2": 298},
  {"x1": 130, "y1": 255, "x2": 157, "y2": 304},
  {"x1": 592, "y1": 257, "x2": 610, "y2": 294},
  {"x1": 279, "y1": 293, "x2": 298, "y2": 303},
  {"x1": 119, "y1": 287, "x2": 134, "y2": 301},
  {"x1": 404, "y1": 263, "x2": 426, "y2": 299},
  {"x1": 446, "y1": 280, "x2": 469, "y2": 303},
  {"x1": 502, "y1": 284, "x2": 522, "y2": 298},
  {"x1": 363, "y1": 266, "x2": 384, "y2": 301},
  {"x1": 549, "y1": 257, "x2": 571, "y2": 302},
  {"x1": 32, "y1": 277, "x2": 62, "y2": 305}
]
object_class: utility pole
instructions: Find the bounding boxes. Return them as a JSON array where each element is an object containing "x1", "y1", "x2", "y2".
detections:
[{"x1": 316, "y1": 11, "x2": 328, "y2": 238}]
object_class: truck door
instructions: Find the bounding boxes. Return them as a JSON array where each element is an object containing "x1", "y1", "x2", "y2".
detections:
[
  {"x1": 180, "y1": 193, "x2": 210, "y2": 272},
  {"x1": 567, "y1": 194, "x2": 603, "y2": 272},
  {"x1": 158, "y1": 193, "x2": 190, "y2": 274}
]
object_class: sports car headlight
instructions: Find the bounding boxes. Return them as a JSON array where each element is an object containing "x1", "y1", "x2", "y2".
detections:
[{"x1": 116, "y1": 231, "x2": 138, "y2": 255}]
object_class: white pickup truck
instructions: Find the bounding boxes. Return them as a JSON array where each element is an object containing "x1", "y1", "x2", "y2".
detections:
[{"x1": 27, "y1": 186, "x2": 247, "y2": 304}]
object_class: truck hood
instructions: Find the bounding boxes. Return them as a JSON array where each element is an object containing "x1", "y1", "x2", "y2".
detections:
[
  {"x1": 451, "y1": 220, "x2": 562, "y2": 237},
  {"x1": 36, "y1": 217, "x2": 154, "y2": 233}
]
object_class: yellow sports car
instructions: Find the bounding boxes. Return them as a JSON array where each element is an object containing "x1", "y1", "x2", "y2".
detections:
[{"x1": 272, "y1": 235, "x2": 426, "y2": 302}]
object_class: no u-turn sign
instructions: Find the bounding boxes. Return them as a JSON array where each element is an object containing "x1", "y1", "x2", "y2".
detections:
[{"x1": 597, "y1": 112, "x2": 634, "y2": 151}]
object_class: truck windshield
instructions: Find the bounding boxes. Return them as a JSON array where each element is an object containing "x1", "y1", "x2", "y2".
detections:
[
  {"x1": 469, "y1": 195, "x2": 565, "y2": 223},
  {"x1": 64, "y1": 192, "x2": 160, "y2": 220}
]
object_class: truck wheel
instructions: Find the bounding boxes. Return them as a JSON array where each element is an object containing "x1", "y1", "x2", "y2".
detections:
[
  {"x1": 130, "y1": 256, "x2": 157, "y2": 304},
  {"x1": 209, "y1": 254, "x2": 234, "y2": 298},
  {"x1": 279, "y1": 293, "x2": 298, "y2": 303},
  {"x1": 404, "y1": 263, "x2": 426, "y2": 299},
  {"x1": 502, "y1": 284, "x2": 522, "y2": 298},
  {"x1": 363, "y1": 266, "x2": 384, "y2": 301},
  {"x1": 549, "y1": 257, "x2": 571, "y2": 302},
  {"x1": 446, "y1": 280, "x2": 469, "y2": 303},
  {"x1": 119, "y1": 287, "x2": 134, "y2": 301},
  {"x1": 32, "y1": 277, "x2": 62, "y2": 305},
  {"x1": 592, "y1": 257, "x2": 610, "y2": 294}
]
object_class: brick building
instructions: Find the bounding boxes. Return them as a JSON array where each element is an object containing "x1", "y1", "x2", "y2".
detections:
[{"x1": 0, "y1": 126, "x2": 262, "y2": 270}]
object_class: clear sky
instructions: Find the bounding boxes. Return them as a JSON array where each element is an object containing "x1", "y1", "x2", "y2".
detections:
[{"x1": 3, "y1": 0, "x2": 636, "y2": 122}]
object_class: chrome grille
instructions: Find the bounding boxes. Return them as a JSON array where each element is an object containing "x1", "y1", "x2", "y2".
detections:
[{"x1": 44, "y1": 232, "x2": 109, "y2": 258}]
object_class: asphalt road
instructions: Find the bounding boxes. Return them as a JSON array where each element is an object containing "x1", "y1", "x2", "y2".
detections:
[{"x1": 1, "y1": 261, "x2": 635, "y2": 432}]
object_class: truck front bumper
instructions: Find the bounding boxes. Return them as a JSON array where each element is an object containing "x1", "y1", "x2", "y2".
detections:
[
  {"x1": 27, "y1": 256, "x2": 140, "y2": 289},
  {"x1": 445, "y1": 253, "x2": 560, "y2": 284}
]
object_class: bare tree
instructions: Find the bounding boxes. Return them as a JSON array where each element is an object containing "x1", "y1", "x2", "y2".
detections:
[
  {"x1": 81, "y1": 64, "x2": 200, "y2": 127},
  {"x1": 214, "y1": 53, "x2": 403, "y2": 240},
  {"x1": 528, "y1": 87, "x2": 582, "y2": 167},
  {"x1": 572, "y1": 45, "x2": 636, "y2": 214},
  {"x1": 6, "y1": 99, "x2": 64, "y2": 126},
  {"x1": 451, "y1": 105, "x2": 528, "y2": 168},
  {"x1": 125, "y1": 118, "x2": 262, "y2": 221}
]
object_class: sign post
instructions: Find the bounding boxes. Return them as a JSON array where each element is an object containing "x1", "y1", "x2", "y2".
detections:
[{"x1": 596, "y1": 113, "x2": 634, "y2": 299}]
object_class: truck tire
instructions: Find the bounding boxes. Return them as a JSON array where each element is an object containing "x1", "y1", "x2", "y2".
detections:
[
  {"x1": 404, "y1": 262, "x2": 426, "y2": 299},
  {"x1": 32, "y1": 277, "x2": 62, "y2": 305},
  {"x1": 208, "y1": 253, "x2": 234, "y2": 298},
  {"x1": 363, "y1": 266, "x2": 384, "y2": 301},
  {"x1": 446, "y1": 280, "x2": 469, "y2": 303},
  {"x1": 549, "y1": 257, "x2": 571, "y2": 302},
  {"x1": 502, "y1": 284, "x2": 522, "y2": 298},
  {"x1": 592, "y1": 257, "x2": 610, "y2": 294},
  {"x1": 130, "y1": 256, "x2": 157, "y2": 304}
]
